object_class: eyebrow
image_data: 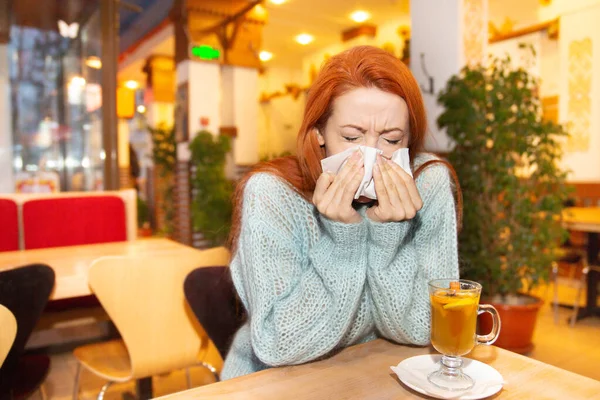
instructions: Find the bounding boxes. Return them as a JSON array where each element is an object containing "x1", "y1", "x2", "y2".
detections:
[{"x1": 340, "y1": 125, "x2": 405, "y2": 135}]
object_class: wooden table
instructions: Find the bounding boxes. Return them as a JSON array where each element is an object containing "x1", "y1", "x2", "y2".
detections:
[
  {"x1": 155, "y1": 339, "x2": 600, "y2": 399},
  {"x1": 0, "y1": 238, "x2": 204, "y2": 300},
  {"x1": 563, "y1": 207, "x2": 600, "y2": 321}
]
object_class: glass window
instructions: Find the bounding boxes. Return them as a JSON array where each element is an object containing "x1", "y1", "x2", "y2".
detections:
[{"x1": 8, "y1": 0, "x2": 109, "y2": 192}]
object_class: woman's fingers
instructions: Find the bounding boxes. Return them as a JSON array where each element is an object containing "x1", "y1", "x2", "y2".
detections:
[
  {"x1": 383, "y1": 160, "x2": 417, "y2": 219},
  {"x1": 313, "y1": 150, "x2": 364, "y2": 223},
  {"x1": 313, "y1": 171, "x2": 335, "y2": 206},
  {"x1": 375, "y1": 155, "x2": 406, "y2": 221},
  {"x1": 338, "y1": 163, "x2": 364, "y2": 213},
  {"x1": 387, "y1": 161, "x2": 423, "y2": 211},
  {"x1": 326, "y1": 154, "x2": 364, "y2": 222},
  {"x1": 369, "y1": 155, "x2": 423, "y2": 222}
]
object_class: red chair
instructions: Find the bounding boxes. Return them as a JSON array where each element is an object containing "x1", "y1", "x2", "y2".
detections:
[
  {"x1": 22, "y1": 196, "x2": 127, "y2": 250},
  {"x1": 0, "y1": 199, "x2": 19, "y2": 252},
  {"x1": 22, "y1": 196, "x2": 128, "y2": 312}
]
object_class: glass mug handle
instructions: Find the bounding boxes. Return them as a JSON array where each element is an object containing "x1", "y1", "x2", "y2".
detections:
[{"x1": 476, "y1": 304, "x2": 501, "y2": 345}]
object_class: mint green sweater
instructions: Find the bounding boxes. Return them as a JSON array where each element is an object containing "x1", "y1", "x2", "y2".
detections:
[{"x1": 221, "y1": 153, "x2": 459, "y2": 380}]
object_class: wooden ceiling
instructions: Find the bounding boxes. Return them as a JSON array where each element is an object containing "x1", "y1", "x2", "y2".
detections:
[{"x1": 12, "y1": 0, "x2": 97, "y2": 32}]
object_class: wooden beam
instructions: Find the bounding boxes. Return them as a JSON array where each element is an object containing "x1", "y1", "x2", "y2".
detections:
[
  {"x1": 342, "y1": 24, "x2": 377, "y2": 42},
  {"x1": 489, "y1": 19, "x2": 559, "y2": 44},
  {"x1": 199, "y1": 0, "x2": 263, "y2": 35}
]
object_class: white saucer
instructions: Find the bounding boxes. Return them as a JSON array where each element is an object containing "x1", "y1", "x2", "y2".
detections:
[{"x1": 390, "y1": 355, "x2": 504, "y2": 400}]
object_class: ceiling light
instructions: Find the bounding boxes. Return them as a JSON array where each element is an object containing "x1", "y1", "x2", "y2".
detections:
[
  {"x1": 137, "y1": 105, "x2": 146, "y2": 114},
  {"x1": 295, "y1": 33, "x2": 314, "y2": 45},
  {"x1": 269, "y1": 0, "x2": 287, "y2": 4},
  {"x1": 350, "y1": 10, "x2": 371, "y2": 23},
  {"x1": 124, "y1": 80, "x2": 139, "y2": 90},
  {"x1": 85, "y1": 56, "x2": 102, "y2": 69},
  {"x1": 259, "y1": 51, "x2": 273, "y2": 62}
]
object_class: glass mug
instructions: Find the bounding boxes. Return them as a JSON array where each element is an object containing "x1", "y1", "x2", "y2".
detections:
[{"x1": 427, "y1": 279, "x2": 501, "y2": 391}]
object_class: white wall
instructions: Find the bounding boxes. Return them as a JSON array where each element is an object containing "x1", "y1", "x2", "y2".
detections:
[
  {"x1": 229, "y1": 66, "x2": 259, "y2": 165},
  {"x1": 176, "y1": 60, "x2": 221, "y2": 161},
  {"x1": 302, "y1": 17, "x2": 410, "y2": 86},
  {"x1": 488, "y1": 32, "x2": 542, "y2": 79},
  {"x1": 538, "y1": 0, "x2": 600, "y2": 21},
  {"x1": 0, "y1": 45, "x2": 13, "y2": 193},
  {"x1": 258, "y1": 66, "x2": 305, "y2": 159},
  {"x1": 488, "y1": 0, "x2": 539, "y2": 29},
  {"x1": 539, "y1": 35, "x2": 560, "y2": 97},
  {"x1": 559, "y1": 4, "x2": 600, "y2": 181},
  {"x1": 411, "y1": 0, "x2": 462, "y2": 152},
  {"x1": 179, "y1": 60, "x2": 222, "y2": 138}
]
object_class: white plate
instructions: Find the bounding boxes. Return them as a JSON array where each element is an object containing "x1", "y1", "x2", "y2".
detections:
[{"x1": 390, "y1": 355, "x2": 504, "y2": 400}]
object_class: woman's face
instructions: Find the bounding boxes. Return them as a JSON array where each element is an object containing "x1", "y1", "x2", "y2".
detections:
[{"x1": 316, "y1": 87, "x2": 410, "y2": 158}]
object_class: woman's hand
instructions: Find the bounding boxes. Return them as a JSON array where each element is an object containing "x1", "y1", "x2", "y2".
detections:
[
  {"x1": 313, "y1": 151, "x2": 364, "y2": 224},
  {"x1": 366, "y1": 154, "x2": 423, "y2": 223}
]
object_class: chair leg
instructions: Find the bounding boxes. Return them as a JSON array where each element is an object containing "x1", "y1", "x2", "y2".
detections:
[
  {"x1": 571, "y1": 266, "x2": 589, "y2": 327},
  {"x1": 73, "y1": 362, "x2": 82, "y2": 400},
  {"x1": 186, "y1": 368, "x2": 192, "y2": 389},
  {"x1": 199, "y1": 361, "x2": 220, "y2": 382},
  {"x1": 97, "y1": 382, "x2": 113, "y2": 400},
  {"x1": 552, "y1": 262, "x2": 559, "y2": 324}
]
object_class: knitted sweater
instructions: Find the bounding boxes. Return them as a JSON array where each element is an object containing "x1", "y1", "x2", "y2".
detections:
[{"x1": 221, "y1": 153, "x2": 459, "y2": 380}]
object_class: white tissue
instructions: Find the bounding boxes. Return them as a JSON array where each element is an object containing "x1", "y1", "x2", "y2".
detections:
[{"x1": 320, "y1": 146, "x2": 412, "y2": 200}]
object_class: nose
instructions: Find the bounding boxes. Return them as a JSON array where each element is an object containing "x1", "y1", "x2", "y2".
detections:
[{"x1": 365, "y1": 133, "x2": 379, "y2": 149}]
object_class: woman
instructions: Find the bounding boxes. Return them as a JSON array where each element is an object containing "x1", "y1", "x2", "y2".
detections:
[{"x1": 221, "y1": 45, "x2": 461, "y2": 380}]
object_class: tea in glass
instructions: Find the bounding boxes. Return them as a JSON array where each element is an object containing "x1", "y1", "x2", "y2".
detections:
[
  {"x1": 427, "y1": 279, "x2": 500, "y2": 392},
  {"x1": 430, "y1": 288, "x2": 479, "y2": 356}
]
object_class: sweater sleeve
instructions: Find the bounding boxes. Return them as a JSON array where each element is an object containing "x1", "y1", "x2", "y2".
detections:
[
  {"x1": 365, "y1": 163, "x2": 460, "y2": 345},
  {"x1": 234, "y1": 173, "x2": 369, "y2": 367}
]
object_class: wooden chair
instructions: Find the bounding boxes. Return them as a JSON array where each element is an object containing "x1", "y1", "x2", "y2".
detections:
[
  {"x1": 183, "y1": 266, "x2": 246, "y2": 372},
  {"x1": 551, "y1": 249, "x2": 588, "y2": 325},
  {"x1": 0, "y1": 264, "x2": 55, "y2": 400},
  {"x1": 0, "y1": 305, "x2": 16, "y2": 368},
  {"x1": 559, "y1": 183, "x2": 600, "y2": 326},
  {"x1": 571, "y1": 265, "x2": 600, "y2": 326},
  {"x1": 72, "y1": 246, "x2": 230, "y2": 399}
]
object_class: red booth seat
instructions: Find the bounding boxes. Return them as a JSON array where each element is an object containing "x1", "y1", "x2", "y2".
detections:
[
  {"x1": 0, "y1": 199, "x2": 19, "y2": 251},
  {"x1": 22, "y1": 196, "x2": 128, "y2": 250}
]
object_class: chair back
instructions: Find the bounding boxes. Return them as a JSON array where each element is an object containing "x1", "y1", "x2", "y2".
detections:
[
  {"x1": 88, "y1": 246, "x2": 230, "y2": 379},
  {"x1": 22, "y1": 196, "x2": 127, "y2": 249},
  {"x1": 0, "y1": 265, "x2": 55, "y2": 379},
  {"x1": 0, "y1": 199, "x2": 19, "y2": 252},
  {"x1": 0, "y1": 305, "x2": 16, "y2": 368},
  {"x1": 184, "y1": 266, "x2": 246, "y2": 360}
]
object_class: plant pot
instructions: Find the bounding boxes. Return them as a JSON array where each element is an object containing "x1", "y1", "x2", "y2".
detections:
[
  {"x1": 478, "y1": 294, "x2": 543, "y2": 354},
  {"x1": 138, "y1": 227, "x2": 153, "y2": 238}
]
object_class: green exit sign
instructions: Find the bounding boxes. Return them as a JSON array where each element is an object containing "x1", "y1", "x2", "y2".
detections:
[{"x1": 190, "y1": 45, "x2": 221, "y2": 60}]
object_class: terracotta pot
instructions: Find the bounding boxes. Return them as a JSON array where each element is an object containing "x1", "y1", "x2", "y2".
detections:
[
  {"x1": 478, "y1": 294, "x2": 543, "y2": 354},
  {"x1": 137, "y1": 227, "x2": 153, "y2": 237}
]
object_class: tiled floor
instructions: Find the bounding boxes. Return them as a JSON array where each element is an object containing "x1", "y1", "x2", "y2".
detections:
[{"x1": 39, "y1": 280, "x2": 600, "y2": 399}]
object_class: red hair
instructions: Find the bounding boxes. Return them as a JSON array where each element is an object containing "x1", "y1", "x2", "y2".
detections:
[{"x1": 228, "y1": 46, "x2": 461, "y2": 251}]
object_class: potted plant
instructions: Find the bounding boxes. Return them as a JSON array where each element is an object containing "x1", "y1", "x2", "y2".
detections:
[
  {"x1": 437, "y1": 49, "x2": 571, "y2": 353},
  {"x1": 137, "y1": 197, "x2": 153, "y2": 237},
  {"x1": 189, "y1": 130, "x2": 234, "y2": 247},
  {"x1": 148, "y1": 124, "x2": 176, "y2": 235}
]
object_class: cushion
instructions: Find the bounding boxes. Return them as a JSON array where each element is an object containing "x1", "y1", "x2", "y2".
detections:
[
  {"x1": 0, "y1": 199, "x2": 19, "y2": 251},
  {"x1": 23, "y1": 196, "x2": 127, "y2": 249}
]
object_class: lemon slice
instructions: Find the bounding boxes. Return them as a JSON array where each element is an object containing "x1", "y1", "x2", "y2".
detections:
[{"x1": 443, "y1": 298, "x2": 477, "y2": 310}]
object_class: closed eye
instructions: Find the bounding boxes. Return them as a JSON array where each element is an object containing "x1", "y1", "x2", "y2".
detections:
[
  {"x1": 343, "y1": 136, "x2": 360, "y2": 142},
  {"x1": 385, "y1": 139, "x2": 401, "y2": 145}
]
